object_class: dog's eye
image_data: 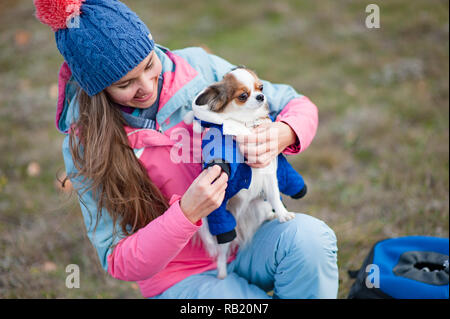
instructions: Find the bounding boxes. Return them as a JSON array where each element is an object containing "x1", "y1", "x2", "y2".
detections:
[
  {"x1": 259, "y1": 84, "x2": 264, "y2": 91},
  {"x1": 238, "y1": 92, "x2": 248, "y2": 101}
]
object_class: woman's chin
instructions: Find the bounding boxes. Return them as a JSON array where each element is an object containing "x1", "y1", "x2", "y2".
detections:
[{"x1": 130, "y1": 96, "x2": 157, "y2": 109}]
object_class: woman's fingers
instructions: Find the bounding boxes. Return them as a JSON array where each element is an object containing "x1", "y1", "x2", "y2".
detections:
[
  {"x1": 212, "y1": 171, "x2": 229, "y2": 188},
  {"x1": 218, "y1": 175, "x2": 228, "y2": 191},
  {"x1": 200, "y1": 166, "x2": 228, "y2": 193},
  {"x1": 203, "y1": 164, "x2": 223, "y2": 184},
  {"x1": 252, "y1": 122, "x2": 273, "y2": 133},
  {"x1": 194, "y1": 164, "x2": 213, "y2": 181},
  {"x1": 235, "y1": 126, "x2": 278, "y2": 167},
  {"x1": 181, "y1": 166, "x2": 229, "y2": 222},
  {"x1": 212, "y1": 182, "x2": 227, "y2": 206},
  {"x1": 246, "y1": 151, "x2": 271, "y2": 164},
  {"x1": 238, "y1": 138, "x2": 277, "y2": 167},
  {"x1": 235, "y1": 124, "x2": 278, "y2": 144},
  {"x1": 239, "y1": 140, "x2": 276, "y2": 159}
]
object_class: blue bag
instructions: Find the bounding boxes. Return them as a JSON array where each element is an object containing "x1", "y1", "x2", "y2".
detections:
[{"x1": 348, "y1": 236, "x2": 449, "y2": 299}]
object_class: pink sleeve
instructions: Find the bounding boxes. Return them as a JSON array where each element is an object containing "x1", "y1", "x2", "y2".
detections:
[
  {"x1": 275, "y1": 96, "x2": 319, "y2": 155},
  {"x1": 107, "y1": 194, "x2": 202, "y2": 281}
]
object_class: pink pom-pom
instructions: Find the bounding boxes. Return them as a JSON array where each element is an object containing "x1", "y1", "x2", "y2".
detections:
[{"x1": 34, "y1": 0, "x2": 85, "y2": 31}]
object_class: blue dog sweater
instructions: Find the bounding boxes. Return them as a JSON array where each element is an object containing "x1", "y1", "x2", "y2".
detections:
[{"x1": 199, "y1": 116, "x2": 307, "y2": 244}]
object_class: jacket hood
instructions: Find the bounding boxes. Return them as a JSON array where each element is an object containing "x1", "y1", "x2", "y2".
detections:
[{"x1": 55, "y1": 61, "x2": 75, "y2": 134}]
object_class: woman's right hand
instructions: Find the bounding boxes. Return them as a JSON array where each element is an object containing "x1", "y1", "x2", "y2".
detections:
[{"x1": 180, "y1": 165, "x2": 228, "y2": 224}]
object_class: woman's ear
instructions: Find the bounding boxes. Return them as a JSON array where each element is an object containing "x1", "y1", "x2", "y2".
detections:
[{"x1": 194, "y1": 84, "x2": 227, "y2": 112}]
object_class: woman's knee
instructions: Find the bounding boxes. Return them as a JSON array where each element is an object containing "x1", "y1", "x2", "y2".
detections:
[
  {"x1": 281, "y1": 213, "x2": 338, "y2": 265},
  {"x1": 271, "y1": 214, "x2": 339, "y2": 298}
]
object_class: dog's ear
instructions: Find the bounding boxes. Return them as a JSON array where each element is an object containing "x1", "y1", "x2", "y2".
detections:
[{"x1": 195, "y1": 84, "x2": 228, "y2": 112}]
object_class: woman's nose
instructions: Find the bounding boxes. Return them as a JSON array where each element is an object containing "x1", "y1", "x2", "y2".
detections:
[{"x1": 137, "y1": 74, "x2": 154, "y2": 95}]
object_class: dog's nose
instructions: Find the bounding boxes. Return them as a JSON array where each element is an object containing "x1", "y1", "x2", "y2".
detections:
[{"x1": 256, "y1": 94, "x2": 265, "y2": 102}]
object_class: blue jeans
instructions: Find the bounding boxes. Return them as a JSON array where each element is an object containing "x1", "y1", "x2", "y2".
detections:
[{"x1": 152, "y1": 213, "x2": 339, "y2": 299}]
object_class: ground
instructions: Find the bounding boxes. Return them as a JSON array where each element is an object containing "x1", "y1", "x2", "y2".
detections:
[{"x1": 0, "y1": 0, "x2": 448, "y2": 298}]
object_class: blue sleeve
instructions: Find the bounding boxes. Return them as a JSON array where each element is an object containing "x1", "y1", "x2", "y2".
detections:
[
  {"x1": 62, "y1": 135, "x2": 124, "y2": 272},
  {"x1": 276, "y1": 154, "x2": 306, "y2": 197},
  {"x1": 205, "y1": 52, "x2": 236, "y2": 82},
  {"x1": 260, "y1": 79, "x2": 304, "y2": 120}
]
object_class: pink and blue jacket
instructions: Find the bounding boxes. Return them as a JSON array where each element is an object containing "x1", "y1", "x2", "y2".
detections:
[{"x1": 56, "y1": 44, "x2": 319, "y2": 298}]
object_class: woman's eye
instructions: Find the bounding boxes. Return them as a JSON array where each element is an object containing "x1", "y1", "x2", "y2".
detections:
[
  {"x1": 145, "y1": 62, "x2": 154, "y2": 70},
  {"x1": 238, "y1": 93, "x2": 248, "y2": 101},
  {"x1": 118, "y1": 82, "x2": 130, "y2": 89}
]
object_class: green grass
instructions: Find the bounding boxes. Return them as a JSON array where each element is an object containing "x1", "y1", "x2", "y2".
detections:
[{"x1": 0, "y1": 0, "x2": 448, "y2": 298}]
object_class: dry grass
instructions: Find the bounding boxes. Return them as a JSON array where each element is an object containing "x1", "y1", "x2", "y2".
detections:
[{"x1": 0, "y1": 0, "x2": 448, "y2": 298}]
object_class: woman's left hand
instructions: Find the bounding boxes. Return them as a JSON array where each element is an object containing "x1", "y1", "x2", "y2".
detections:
[{"x1": 235, "y1": 121, "x2": 297, "y2": 168}]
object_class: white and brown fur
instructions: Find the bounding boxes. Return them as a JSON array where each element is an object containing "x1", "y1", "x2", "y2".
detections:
[{"x1": 191, "y1": 67, "x2": 296, "y2": 279}]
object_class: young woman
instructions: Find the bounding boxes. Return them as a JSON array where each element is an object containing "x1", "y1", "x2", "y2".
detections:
[{"x1": 35, "y1": 0, "x2": 338, "y2": 298}]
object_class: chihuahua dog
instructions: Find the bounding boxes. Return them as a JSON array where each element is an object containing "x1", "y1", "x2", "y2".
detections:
[{"x1": 189, "y1": 67, "x2": 296, "y2": 279}]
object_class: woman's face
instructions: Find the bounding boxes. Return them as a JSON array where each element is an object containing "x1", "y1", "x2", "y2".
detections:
[{"x1": 105, "y1": 51, "x2": 162, "y2": 109}]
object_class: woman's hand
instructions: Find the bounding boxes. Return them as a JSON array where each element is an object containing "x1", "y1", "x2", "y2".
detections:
[
  {"x1": 180, "y1": 165, "x2": 228, "y2": 224},
  {"x1": 235, "y1": 121, "x2": 297, "y2": 168}
]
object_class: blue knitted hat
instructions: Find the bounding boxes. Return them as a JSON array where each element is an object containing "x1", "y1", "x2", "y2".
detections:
[{"x1": 34, "y1": 0, "x2": 154, "y2": 96}]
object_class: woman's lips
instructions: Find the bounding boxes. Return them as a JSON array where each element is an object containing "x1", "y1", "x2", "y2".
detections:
[{"x1": 133, "y1": 92, "x2": 153, "y2": 103}]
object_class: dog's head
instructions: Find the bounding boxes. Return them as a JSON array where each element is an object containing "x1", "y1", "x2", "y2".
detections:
[{"x1": 194, "y1": 67, "x2": 268, "y2": 116}]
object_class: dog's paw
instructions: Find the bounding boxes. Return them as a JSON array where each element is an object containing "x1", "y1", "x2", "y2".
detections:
[
  {"x1": 217, "y1": 268, "x2": 227, "y2": 280},
  {"x1": 276, "y1": 211, "x2": 296, "y2": 223},
  {"x1": 216, "y1": 259, "x2": 228, "y2": 279}
]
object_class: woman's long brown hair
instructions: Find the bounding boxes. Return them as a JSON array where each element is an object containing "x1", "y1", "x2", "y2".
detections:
[{"x1": 67, "y1": 87, "x2": 169, "y2": 237}]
